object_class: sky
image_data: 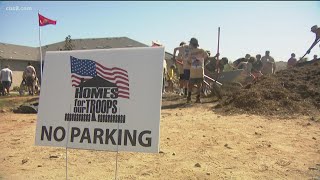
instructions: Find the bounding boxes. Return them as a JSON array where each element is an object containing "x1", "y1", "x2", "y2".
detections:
[{"x1": 0, "y1": 1, "x2": 319, "y2": 62}]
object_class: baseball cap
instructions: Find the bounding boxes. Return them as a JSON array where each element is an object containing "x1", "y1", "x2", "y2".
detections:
[
  {"x1": 311, "y1": 25, "x2": 318, "y2": 32},
  {"x1": 152, "y1": 40, "x2": 162, "y2": 47},
  {"x1": 189, "y1": 38, "x2": 199, "y2": 47}
]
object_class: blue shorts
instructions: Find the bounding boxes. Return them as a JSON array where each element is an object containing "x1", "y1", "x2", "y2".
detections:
[
  {"x1": 183, "y1": 69, "x2": 190, "y2": 80},
  {"x1": 1, "y1": 81, "x2": 11, "y2": 89}
]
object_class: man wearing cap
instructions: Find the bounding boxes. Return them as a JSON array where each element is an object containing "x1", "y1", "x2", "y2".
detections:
[
  {"x1": 187, "y1": 38, "x2": 209, "y2": 103},
  {"x1": 173, "y1": 41, "x2": 188, "y2": 96},
  {"x1": 306, "y1": 25, "x2": 320, "y2": 55}
]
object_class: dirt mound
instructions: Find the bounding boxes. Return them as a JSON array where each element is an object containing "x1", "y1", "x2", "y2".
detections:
[
  {"x1": 217, "y1": 60, "x2": 320, "y2": 116},
  {"x1": 13, "y1": 102, "x2": 38, "y2": 114}
]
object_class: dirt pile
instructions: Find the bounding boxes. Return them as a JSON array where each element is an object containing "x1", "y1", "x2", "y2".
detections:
[
  {"x1": 218, "y1": 60, "x2": 320, "y2": 116},
  {"x1": 11, "y1": 97, "x2": 39, "y2": 114}
]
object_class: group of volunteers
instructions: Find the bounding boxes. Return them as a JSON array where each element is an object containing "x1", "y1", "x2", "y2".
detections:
[
  {"x1": 172, "y1": 37, "x2": 223, "y2": 103},
  {"x1": 1, "y1": 25, "x2": 319, "y2": 101},
  {"x1": 0, "y1": 62, "x2": 38, "y2": 96},
  {"x1": 287, "y1": 24, "x2": 320, "y2": 68},
  {"x1": 169, "y1": 25, "x2": 320, "y2": 103},
  {"x1": 231, "y1": 51, "x2": 276, "y2": 79},
  {"x1": 171, "y1": 38, "x2": 274, "y2": 103}
]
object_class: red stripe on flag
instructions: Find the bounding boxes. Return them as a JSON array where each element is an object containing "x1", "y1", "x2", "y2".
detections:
[
  {"x1": 96, "y1": 66, "x2": 128, "y2": 78},
  {"x1": 71, "y1": 62, "x2": 130, "y2": 99},
  {"x1": 117, "y1": 85, "x2": 129, "y2": 91},
  {"x1": 96, "y1": 62, "x2": 128, "y2": 73},
  {"x1": 97, "y1": 72, "x2": 129, "y2": 87},
  {"x1": 118, "y1": 90, "x2": 130, "y2": 95},
  {"x1": 118, "y1": 94, "x2": 129, "y2": 99},
  {"x1": 97, "y1": 71, "x2": 129, "y2": 82}
]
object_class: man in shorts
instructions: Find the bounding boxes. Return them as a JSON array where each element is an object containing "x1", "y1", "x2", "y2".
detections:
[
  {"x1": 187, "y1": 38, "x2": 209, "y2": 103},
  {"x1": 173, "y1": 41, "x2": 188, "y2": 95},
  {"x1": 0, "y1": 65, "x2": 13, "y2": 96},
  {"x1": 23, "y1": 62, "x2": 37, "y2": 95}
]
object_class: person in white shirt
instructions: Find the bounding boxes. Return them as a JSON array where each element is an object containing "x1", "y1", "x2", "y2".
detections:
[{"x1": 0, "y1": 65, "x2": 13, "y2": 96}]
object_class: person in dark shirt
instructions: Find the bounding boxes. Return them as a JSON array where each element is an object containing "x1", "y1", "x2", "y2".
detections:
[
  {"x1": 205, "y1": 55, "x2": 228, "y2": 74},
  {"x1": 232, "y1": 58, "x2": 246, "y2": 70},
  {"x1": 233, "y1": 54, "x2": 249, "y2": 70},
  {"x1": 287, "y1": 53, "x2": 297, "y2": 68},
  {"x1": 252, "y1": 54, "x2": 263, "y2": 72},
  {"x1": 251, "y1": 54, "x2": 263, "y2": 80}
]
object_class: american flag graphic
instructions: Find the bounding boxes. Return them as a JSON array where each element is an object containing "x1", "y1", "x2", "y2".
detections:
[{"x1": 70, "y1": 56, "x2": 130, "y2": 99}]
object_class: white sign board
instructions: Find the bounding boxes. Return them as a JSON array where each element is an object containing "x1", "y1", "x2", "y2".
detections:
[{"x1": 35, "y1": 47, "x2": 164, "y2": 153}]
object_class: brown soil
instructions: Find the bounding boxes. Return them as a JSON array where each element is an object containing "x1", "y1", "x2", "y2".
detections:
[
  {"x1": 0, "y1": 95, "x2": 320, "y2": 179},
  {"x1": 217, "y1": 61, "x2": 320, "y2": 117},
  {"x1": 0, "y1": 96, "x2": 38, "y2": 112}
]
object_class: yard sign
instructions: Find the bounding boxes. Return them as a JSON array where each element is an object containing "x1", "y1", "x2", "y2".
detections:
[{"x1": 35, "y1": 47, "x2": 164, "y2": 153}]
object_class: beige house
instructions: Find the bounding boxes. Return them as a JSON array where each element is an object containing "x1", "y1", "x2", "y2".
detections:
[
  {"x1": 0, "y1": 37, "x2": 173, "y2": 88},
  {"x1": 0, "y1": 43, "x2": 40, "y2": 88}
]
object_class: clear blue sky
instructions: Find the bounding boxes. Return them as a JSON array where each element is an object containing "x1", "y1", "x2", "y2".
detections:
[{"x1": 0, "y1": 1, "x2": 319, "y2": 61}]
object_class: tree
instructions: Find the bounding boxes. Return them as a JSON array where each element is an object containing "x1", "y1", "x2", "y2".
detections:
[{"x1": 63, "y1": 35, "x2": 75, "y2": 51}]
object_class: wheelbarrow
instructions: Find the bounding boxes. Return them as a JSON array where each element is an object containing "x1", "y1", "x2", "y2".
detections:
[{"x1": 202, "y1": 68, "x2": 253, "y2": 98}]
